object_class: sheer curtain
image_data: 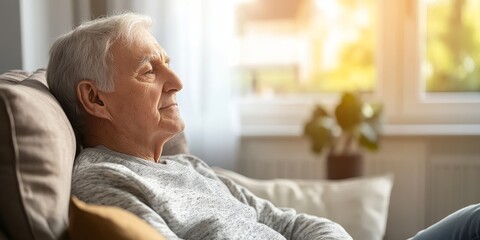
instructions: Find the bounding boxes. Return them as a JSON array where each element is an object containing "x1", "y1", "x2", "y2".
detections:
[{"x1": 104, "y1": 0, "x2": 239, "y2": 170}]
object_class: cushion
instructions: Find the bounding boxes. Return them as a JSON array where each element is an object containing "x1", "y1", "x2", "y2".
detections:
[
  {"x1": 0, "y1": 69, "x2": 76, "y2": 239},
  {"x1": 214, "y1": 168, "x2": 393, "y2": 240},
  {"x1": 69, "y1": 197, "x2": 166, "y2": 240}
]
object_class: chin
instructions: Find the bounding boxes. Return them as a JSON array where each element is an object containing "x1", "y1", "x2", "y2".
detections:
[
  {"x1": 166, "y1": 118, "x2": 185, "y2": 136},
  {"x1": 176, "y1": 115, "x2": 185, "y2": 127},
  {"x1": 178, "y1": 119, "x2": 185, "y2": 131}
]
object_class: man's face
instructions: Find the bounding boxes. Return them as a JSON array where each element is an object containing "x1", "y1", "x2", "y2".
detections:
[{"x1": 101, "y1": 30, "x2": 184, "y2": 151}]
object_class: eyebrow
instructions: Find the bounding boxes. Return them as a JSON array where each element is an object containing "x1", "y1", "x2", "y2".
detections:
[
  {"x1": 136, "y1": 49, "x2": 170, "y2": 70},
  {"x1": 137, "y1": 51, "x2": 161, "y2": 70},
  {"x1": 161, "y1": 49, "x2": 171, "y2": 64}
]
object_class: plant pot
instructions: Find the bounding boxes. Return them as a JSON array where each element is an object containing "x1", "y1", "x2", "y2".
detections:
[{"x1": 327, "y1": 154, "x2": 364, "y2": 180}]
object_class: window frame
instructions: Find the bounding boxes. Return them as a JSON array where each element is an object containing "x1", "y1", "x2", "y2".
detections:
[
  {"x1": 236, "y1": 0, "x2": 480, "y2": 136},
  {"x1": 399, "y1": 0, "x2": 480, "y2": 124}
]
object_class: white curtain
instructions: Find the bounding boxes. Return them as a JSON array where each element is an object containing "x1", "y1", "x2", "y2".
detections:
[
  {"x1": 105, "y1": 0, "x2": 240, "y2": 170},
  {"x1": 19, "y1": 0, "x2": 75, "y2": 71}
]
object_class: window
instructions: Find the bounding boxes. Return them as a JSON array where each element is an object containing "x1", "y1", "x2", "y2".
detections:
[
  {"x1": 234, "y1": 0, "x2": 377, "y2": 97},
  {"x1": 401, "y1": 0, "x2": 480, "y2": 124},
  {"x1": 233, "y1": 0, "x2": 480, "y2": 134}
]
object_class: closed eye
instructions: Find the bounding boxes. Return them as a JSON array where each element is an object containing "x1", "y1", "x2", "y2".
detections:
[
  {"x1": 145, "y1": 69, "x2": 155, "y2": 75},
  {"x1": 138, "y1": 68, "x2": 156, "y2": 82}
]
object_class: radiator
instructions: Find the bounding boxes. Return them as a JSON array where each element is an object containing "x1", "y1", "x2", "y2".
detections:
[{"x1": 428, "y1": 155, "x2": 480, "y2": 225}]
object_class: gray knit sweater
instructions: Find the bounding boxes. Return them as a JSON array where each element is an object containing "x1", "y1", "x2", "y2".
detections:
[{"x1": 71, "y1": 146, "x2": 352, "y2": 240}]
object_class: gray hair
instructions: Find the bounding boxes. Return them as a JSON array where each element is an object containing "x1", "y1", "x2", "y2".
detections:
[{"x1": 47, "y1": 13, "x2": 152, "y2": 136}]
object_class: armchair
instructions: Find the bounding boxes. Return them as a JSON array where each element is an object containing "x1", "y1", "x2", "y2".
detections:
[{"x1": 0, "y1": 69, "x2": 393, "y2": 240}]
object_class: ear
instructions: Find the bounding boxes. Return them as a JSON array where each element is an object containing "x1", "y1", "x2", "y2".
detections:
[{"x1": 76, "y1": 80, "x2": 111, "y2": 120}]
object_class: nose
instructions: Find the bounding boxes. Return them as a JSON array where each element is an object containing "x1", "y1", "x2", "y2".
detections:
[{"x1": 163, "y1": 69, "x2": 183, "y2": 93}]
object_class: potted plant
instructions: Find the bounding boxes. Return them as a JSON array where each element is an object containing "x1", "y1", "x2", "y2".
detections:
[{"x1": 303, "y1": 92, "x2": 383, "y2": 179}]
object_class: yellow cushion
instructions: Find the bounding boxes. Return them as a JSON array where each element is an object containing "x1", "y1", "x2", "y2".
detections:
[{"x1": 69, "y1": 197, "x2": 165, "y2": 240}]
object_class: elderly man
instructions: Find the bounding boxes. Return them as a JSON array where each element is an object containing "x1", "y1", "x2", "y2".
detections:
[{"x1": 46, "y1": 13, "x2": 351, "y2": 240}]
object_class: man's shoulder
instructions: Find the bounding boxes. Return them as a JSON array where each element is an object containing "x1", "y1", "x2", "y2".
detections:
[
  {"x1": 73, "y1": 147, "x2": 143, "y2": 179},
  {"x1": 75, "y1": 147, "x2": 121, "y2": 168},
  {"x1": 76, "y1": 147, "x2": 102, "y2": 161},
  {"x1": 76, "y1": 146, "x2": 154, "y2": 167}
]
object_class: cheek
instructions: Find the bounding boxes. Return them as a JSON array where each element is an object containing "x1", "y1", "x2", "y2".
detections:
[
  {"x1": 133, "y1": 99, "x2": 160, "y2": 121},
  {"x1": 113, "y1": 84, "x2": 161, "y2": 125},
  {"x1": 137, "y1": 90, "x2": 162, "y2": 120}
]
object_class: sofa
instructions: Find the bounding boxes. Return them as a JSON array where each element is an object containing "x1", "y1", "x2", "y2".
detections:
[{"x1": 0, "y1": 69, "x2": 393, "y2": 240}]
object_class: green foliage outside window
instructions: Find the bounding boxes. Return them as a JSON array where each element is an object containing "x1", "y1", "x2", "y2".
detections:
[{"x1": 426, "y1": 0, "x2": 480, "y2": 92}]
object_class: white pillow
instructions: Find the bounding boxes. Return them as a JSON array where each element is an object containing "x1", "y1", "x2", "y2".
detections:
[{"x1": 213, "y1": 168, "x2": 393, "y2": 240}]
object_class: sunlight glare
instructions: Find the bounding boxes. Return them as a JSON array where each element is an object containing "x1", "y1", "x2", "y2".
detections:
[
  {"x1": 355, "y1": 7, "x2": 370, "y2": 27},
  {"x1": 235, "y1": 0, "x2": 256, "y2": 4},
  {"x1": 425, "y1": 0, "x2": 440, "y2": 5},
  {"x1": 362, "y1": 104, "x2": 374, "y2": 118},
  {"x1": 315, "y1": 0, "x2": 340, "y2": 22},
  {"x1": 322, "y1": 32, "x2": 341, "y2": 70},
  {"x1": 463, "y1": 56, "x2": 475, "y2": 73}
]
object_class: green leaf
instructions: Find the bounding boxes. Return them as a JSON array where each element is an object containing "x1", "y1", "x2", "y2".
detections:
[
  {"x1": 335, "y1": 92, "x2": 363, "y2": 132},
  {"x1": 359, "y1": 122, "x2": 380, "y2": 151},
  {"x1": 365, "y1": 103, "x2": 383, "y2": 120},
  {"x1": 365, "y1": 104, "x2": 383, "y2": 133},
  {"x1": 313, "y1": 105, "x2": 330, "y2": 118},
  {"x1": 304, "y1": 117, "x2": 333, "y2": 155}
]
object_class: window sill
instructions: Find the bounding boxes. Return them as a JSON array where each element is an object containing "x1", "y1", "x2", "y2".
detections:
[{"x1": 239, "y1": 124, "x2": 480, "y2": 137}]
